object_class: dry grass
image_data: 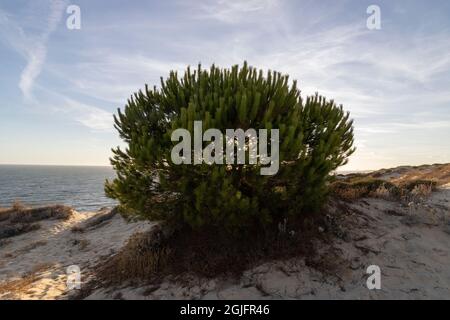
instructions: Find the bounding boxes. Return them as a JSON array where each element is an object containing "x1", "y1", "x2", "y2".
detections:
[
  {"x1": 411, "y1": 183, "x2": 434, "y2": 196},
  {"x1": 331, "y1": 177, "x2": 437, "y2": 203},
  {"x1": 0, "y1": 223, "x2": 41, "y2": 240},
  {"x1": 9, "y1": 205, "x2": 73, "y2": 223},
  {"x1": 0, "y1": 200, "x2": 28, "y2": 222},
  {"x1": 0, "y1": 208, "x2": 13, "y2": 222},
  {"x1": 400, "y1": 180, "x2": 437, "y2": 203},
  {"x1": 0, "y1": 263, "x2": 54, "y2": 298},
  {"x1": 95, "y1": 214, "x2": 326, "y2": 287},
  {"x1": 331, "y1": 179, "x2": 400, "y2": 201},
  {"x1": 12, "y1": 200, "x2": 26, "y2": 212},
  {"x1": 331, "y1": 184, "x2": 367, "y2": 201},
  {"x1": 0, "y1": 204, "x2": 73, "y2": 240}
]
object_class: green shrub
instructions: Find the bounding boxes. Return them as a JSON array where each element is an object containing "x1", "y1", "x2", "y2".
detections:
[{"x1": 105, "y1": 62, "x2": 355, "y2": 230}]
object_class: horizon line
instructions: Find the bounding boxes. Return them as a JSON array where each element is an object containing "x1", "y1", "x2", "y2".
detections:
[
  {"x1": 0, "y1": 163, "x2": 112, "y2": 167},
  {"x1": 1, "y1": 162, "x2": 448, "y2": 172}
]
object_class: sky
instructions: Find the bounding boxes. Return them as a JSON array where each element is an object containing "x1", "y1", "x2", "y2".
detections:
[{"x1": 0, "y1": 0, "x2": 449, "y2": 170}]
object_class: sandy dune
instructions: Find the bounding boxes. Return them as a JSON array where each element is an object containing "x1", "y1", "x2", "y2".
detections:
[
  {"x1": 0, "y1": 164, "x2": 449, "y2": 300},
  {"x1": 0, "y1": 209, "x2": 154, "y2": 299},
  {"x1": 85, "y1": 187, "x2": 450, "y2": 300}
]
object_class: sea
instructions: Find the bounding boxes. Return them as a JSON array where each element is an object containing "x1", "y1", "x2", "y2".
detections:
[
  {"x1": 0, "y1": 165, "x2": 117, "y2": 211},
  {"x1": 0, "y1": 165, "x2": 369, "y2": 212}
]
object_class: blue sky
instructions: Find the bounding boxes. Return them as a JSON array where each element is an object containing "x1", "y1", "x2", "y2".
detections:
[{"x1": 0, "y1": 0, "x2": 449, "y2": 170}]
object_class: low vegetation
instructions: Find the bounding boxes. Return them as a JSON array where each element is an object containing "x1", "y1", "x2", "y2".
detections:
[
  {"x1": 0, "y1": 201, "x2": 73, "y2": 240},
  {"x1": 0, "y1": 223, "x2": 41, "y2": 240},
  {"x1": 96, "y1": 214, "x2": 328, "y2": 285},
  {"x1": 331, "y1": 177, "x2": 437, "y2": 202}
]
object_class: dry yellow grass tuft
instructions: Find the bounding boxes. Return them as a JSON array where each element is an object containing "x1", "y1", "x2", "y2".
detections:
[
  {"x1": 12, "y1": 200, "x2": 26, "y2": 212},
  {"x1": 0, "y1": 204, "x2": 74, "y2": 240},
  {"x1": 331, "y1": 176, "x2": 437, "y2": 203},
  {"x1": 0, "y1": 263, "x2": 54, "y2": 299}
]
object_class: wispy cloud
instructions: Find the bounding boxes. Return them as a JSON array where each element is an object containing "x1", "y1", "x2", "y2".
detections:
[
  {"x1": 49, "y1": 53, "x2": 187, "y2": 104},
  {"x1": 20, "y1": 0, "x2": 66, "y2": 99},
  {"x1": 43, "y1": 1, "x2": 450, "y2": 138},
  {"x1": 32, "y1": 86, "x2": 114, "y2": 131},
  {"x1": 0, "y1": 0, "x2": 114, "y2": 132},
  {"x1": 1, "y1": 0, "x2": 66, "y2": 99},
  {"x1": 18, "y1": 44, "x2": 47, "y2": 99},
  {"x1": 63, "y1": 98, "x2": 114, "y2": 131},
  {"x1": 193, "y1": 0, "x2": 277, "y2": 23}
]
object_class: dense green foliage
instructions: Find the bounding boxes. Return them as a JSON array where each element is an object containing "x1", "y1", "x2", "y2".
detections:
[{"x1": 105, "y1": 62, "x2": 355, "y2": 230}]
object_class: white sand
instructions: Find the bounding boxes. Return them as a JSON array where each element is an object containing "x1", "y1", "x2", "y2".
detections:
[
  {"x1": 86, "y1": 187, "x2": 450, "y2": 300},
  {"x1": 1, "y1": 182, "x2": 449, "y2": 300},
  {"x1": 0, "y1": 210, "x2": 154, "y2": 299}
]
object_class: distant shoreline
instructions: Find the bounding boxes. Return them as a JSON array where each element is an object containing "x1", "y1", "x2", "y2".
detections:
[
  {"x1": 0, "y1": 164, "x2": 112, "y2": 168},
  {"x1": 0, "y1": 164, "x2": 373, "y2": 173},
  {"x1": 2, "y1": 163, "x2": 448, "y2": 173}
]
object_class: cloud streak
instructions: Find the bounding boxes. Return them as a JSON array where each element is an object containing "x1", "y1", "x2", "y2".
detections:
[
  {"x1": 31, "y1": 86, "x2": 114, "y2": 131},
  {"x1": 0, "y1": 0, "x2": 66, "y2": 99},
  {"x1": 0, "y1": 0, "x2": 115, "y2": 132},
  {"x1": 19, "y1": 0, "x2": 66, "y2": 99},
  {"x1": 194, "y1": 0, "x2": 277, "y2": 23}
]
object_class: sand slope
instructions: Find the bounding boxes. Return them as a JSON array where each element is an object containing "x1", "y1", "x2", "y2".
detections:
[
  {"x1": 0, "y1": 209, "x2": 154, "y2": 299},
  {"x1": 85, "y1": 187, "x2": 450, "y2": 300},
  {"x1": 1, "y1": 164, "x2": 449, "y2": 300}
]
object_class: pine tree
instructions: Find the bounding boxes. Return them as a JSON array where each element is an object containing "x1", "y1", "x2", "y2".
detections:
[{"x1": 105, "y1": 62, "x2": 355, "y2": 230}]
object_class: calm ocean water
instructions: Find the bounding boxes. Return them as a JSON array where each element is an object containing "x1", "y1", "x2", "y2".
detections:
[
  {"x1": 0, "y1": 165, "x2": 369, "y2": 212},
  {"x1": 0, "y1": 165, "x2": 117, "y2": 211}
]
